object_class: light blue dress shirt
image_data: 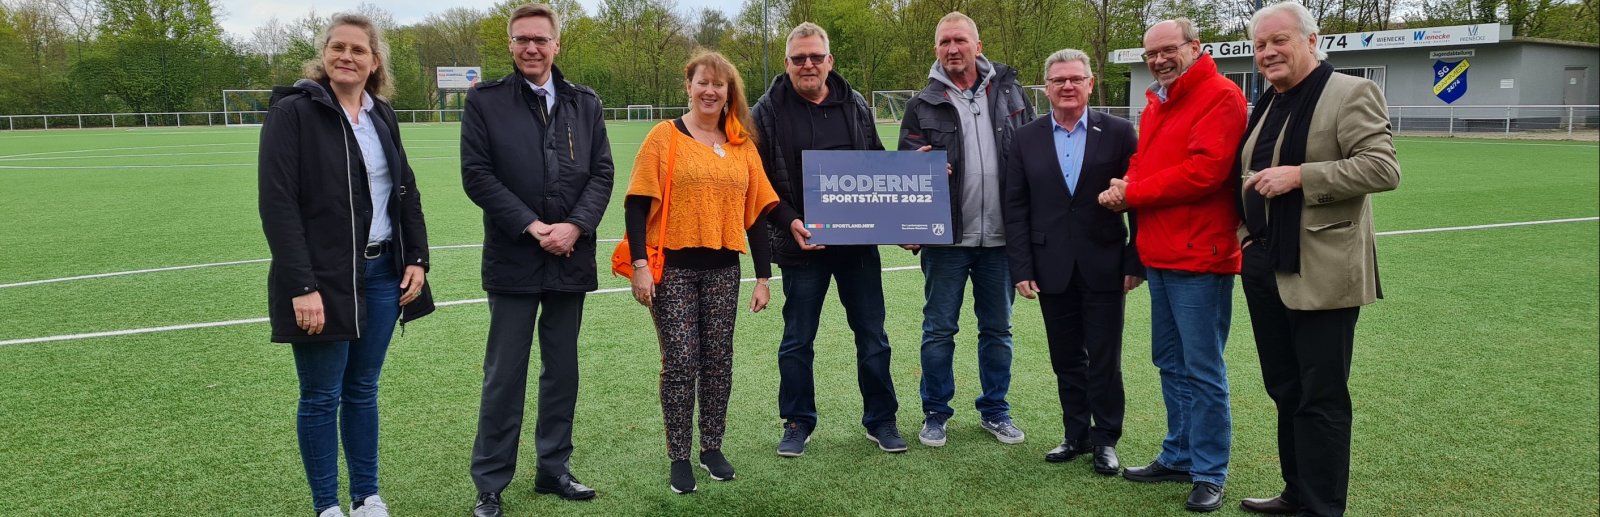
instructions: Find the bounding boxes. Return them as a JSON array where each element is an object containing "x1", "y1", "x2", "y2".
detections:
[
  {"x1": 1051, "y1": 110, "x2": 1090, "y2": 195},
  {"x1": 343, "y1": 91, "x2": 391, "y2": 244}
]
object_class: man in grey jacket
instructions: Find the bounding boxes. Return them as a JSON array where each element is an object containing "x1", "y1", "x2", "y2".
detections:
[{"x1": 897, "y1": 11, "x2": 1035, "y2": 448}]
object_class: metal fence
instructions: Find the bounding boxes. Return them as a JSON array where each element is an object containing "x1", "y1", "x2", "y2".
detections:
[{"x1": 6, "y1": 105, "x2": 1598, "y2": 139}]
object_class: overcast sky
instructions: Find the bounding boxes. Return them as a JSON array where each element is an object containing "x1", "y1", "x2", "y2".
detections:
[{"x1": 216, "y1": 0, "x2": 737, "y2": 39}]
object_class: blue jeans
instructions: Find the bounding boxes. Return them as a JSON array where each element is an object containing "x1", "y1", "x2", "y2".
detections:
[
  {"x1": 1145, "y1": 267, "x2": 1234, "y2": 486},
  {"x1": 918, "y1": 246, "x2": 1014, "y2": 422},
  {"x1": 292, "y1": 254, "x2": 401, "y2": 513},
  {"x1": 777, "y1": 248, "x2": 898, "y2": 430}
]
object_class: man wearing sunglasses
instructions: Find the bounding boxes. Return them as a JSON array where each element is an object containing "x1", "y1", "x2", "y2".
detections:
[
  {"x1": 750, "y1": 22, "x2": 904, "y2": 458},
  {"x1": 897, "y1": 11, "x2": 1035, "y2": 449},
  {"x1": 1095, "y1": 18, "x2": 1247, "y2": 513}
]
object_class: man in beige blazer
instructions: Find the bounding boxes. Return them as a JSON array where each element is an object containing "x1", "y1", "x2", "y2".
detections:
[{"x1": 1232, "y1": 3, "x2": 1400, "y2": 517}]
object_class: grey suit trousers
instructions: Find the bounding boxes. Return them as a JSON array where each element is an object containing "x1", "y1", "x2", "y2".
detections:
[{"x1": 471, "y1": 291, "x2": 585, "y2": 493}]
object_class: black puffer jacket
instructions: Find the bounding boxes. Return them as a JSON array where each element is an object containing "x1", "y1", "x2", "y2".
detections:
[
  {"x1": 460, "y1": 66, "x2": 615, "y2": 293},
  {"x1": 897, "y1": 60, "x2": 1034, "y2": 241},
  {"x1": 751, "y1": 71, "x2": 884, "y2": 267},
  {"x1": 259, "y1": 79, "x2": 434, "y2": 344}
]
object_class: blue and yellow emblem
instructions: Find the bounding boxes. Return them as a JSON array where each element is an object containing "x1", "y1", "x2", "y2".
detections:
[{"x1": 1433, "y1": 60, "x2": 1469, "y2": 104}]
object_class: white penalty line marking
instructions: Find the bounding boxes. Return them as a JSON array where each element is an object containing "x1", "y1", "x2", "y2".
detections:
[
  {"x1": 1, "y1": 217, "x2": 1594, "y2": 347},
  {"x1": 0, "y1": 241, "x2": 624, "y2": 288}
]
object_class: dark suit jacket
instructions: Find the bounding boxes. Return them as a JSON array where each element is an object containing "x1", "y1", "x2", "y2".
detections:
[{"x1": 1003, "y1": 110, "x2": 1141, "y2": 294}]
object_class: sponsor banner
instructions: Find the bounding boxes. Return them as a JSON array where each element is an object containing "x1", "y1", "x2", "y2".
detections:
[
  {"x1": 1110, "y1": 23, "x2": 1501, "y2": 64},
  {"x1": 802, "y1": 150, "x2": 954, "y2": 245},
  {"x1": 436, "y1": 67, "x2": 482, "y2": 89}
]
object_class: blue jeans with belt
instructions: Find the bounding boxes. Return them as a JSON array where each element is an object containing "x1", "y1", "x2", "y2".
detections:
[
  {"x1": 292, "y1": 253, "x2": 401, "y2": 513},
  {"x1": 918, "y1": 246, "x2": 1015, "y2": 422},
  {"x1": 1145, "y1": 266, "x2": 1234, "y2": 486}
]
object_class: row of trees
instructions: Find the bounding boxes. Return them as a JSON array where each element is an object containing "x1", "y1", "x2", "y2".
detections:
[{"x1": 1, "y1": 0, "x2": 1595, "y2": 116}]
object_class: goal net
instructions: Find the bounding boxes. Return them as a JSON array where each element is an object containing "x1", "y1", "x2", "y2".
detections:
[
  {"x1": 223, "y1": 90, "x2": 274, "y2": 126},
  {"x1": 1025, "y1": 85, "x2": 1049, "y2": 116},
  {"x1": 871, "y1": 90, "x2": 917, "y2": 123},
  {"x1": 626, "y1": 105, "x2": 654, "y2": 121}
]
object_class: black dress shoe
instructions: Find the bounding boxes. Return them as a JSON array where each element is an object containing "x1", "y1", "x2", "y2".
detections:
[
  {"x1": 1045, "y1": 439, "x2": 1091, "y2": 463},
  {"x1": 473, "y1": 492, "x2": 503, "y2": 517},
  {"x1": 1239, "y1": 496, "x2": 1298, "y2": 515},
  {"x1": 1122, "y1": 460, "x2": 1192, "y2": 483},
  {"x1": 1092, "y1": 445, "x2": 1120, "y2": 475},
  {"x1": 1186, "y1": 481, "x2": 1225, "y2": 512},
  {"x1": 533, "y1": 472, "x2": 597, "y2": 500}
]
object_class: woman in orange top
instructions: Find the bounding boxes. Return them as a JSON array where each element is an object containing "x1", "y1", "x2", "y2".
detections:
[{"x1": 624, "y1": 51, "x2": 778, "y2": 495}]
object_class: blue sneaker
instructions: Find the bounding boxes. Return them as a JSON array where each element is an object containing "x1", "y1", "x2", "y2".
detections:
[
  {"x1": 919, "y1": 412, "x2": 950, "y2": 447},
  {"x1": 777, "y1": 421, "x2": 812, "y2": 457},
  {"x1": 866, "y1": 422, "x2": 908, "y2": 453}
]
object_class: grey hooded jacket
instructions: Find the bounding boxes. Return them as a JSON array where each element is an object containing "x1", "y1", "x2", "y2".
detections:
[{"x1": 897, "y1": 56, "x2": 1035, "y2": 247}]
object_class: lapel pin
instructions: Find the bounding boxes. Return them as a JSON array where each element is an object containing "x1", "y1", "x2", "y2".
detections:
[{"x1": 1092, "y1": 126, "x2": 1102, "y2": 132}]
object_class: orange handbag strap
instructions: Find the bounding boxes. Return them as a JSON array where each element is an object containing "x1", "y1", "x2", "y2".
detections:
[{"x1": 654, "y1": 121, "x2": 677, "y2": 256}]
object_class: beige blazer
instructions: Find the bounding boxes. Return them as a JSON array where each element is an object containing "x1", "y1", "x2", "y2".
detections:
[{"x1": 1239, "y1": 73, "x2": 1401, "y2": 311}]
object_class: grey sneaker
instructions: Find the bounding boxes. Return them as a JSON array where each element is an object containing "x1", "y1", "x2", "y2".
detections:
[
  {"x1": 318, "y1": 506, "x2": 347, "y2": 517},
  {"x1": 981, "y1": 417, "x2": 1026, "y2": 444},
  {"x1": 919, "y1": 412, "x2": 950, "y2": 447},
  {"x1": 777, "y1": 421, "x2": 812, "y2": 457}
]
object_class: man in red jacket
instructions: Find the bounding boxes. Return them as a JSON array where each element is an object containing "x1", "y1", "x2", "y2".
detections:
[{"x1": 1097, "y1": 18, "x2": 1247, "y2": 514}]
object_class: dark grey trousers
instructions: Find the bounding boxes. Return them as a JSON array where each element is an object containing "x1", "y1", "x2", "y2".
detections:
[{"x1": 470, "y1": 291, "x2": 585, "y2": 494}]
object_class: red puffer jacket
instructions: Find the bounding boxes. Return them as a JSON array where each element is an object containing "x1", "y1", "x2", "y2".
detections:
[{"x1": 1124, "y1": 54, "x2": 1248, "y2": 275}]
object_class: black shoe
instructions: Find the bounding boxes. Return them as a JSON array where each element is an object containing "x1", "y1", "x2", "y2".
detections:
[
  {"x1": 670, "y1": 460, "x2": 697, "y2": 494},
  {"x1": 1092, "y1": 446, "x2": 1121, "y2": 475},
  {"x1": 866, "y1": 422, "x2": 909, "y2": 453},
  {"x1": 533, "y1": 472, "x2": 596, "y2": 500},
  {"x1": 777, "y1": 421, "x2": 812, "y2": 457},
  {"x1": 1240, "y1": 496, "x2": 1298, "y2": 515},
  {"x1": 1186, "y1": 481, "x2": 1225, "y2": 512},
  {"x1": 472, "y1": 492, "x2": 503, "y2": 517},
  {"x1": 1122, "y1": 460, "x2": 1192, "y2": 483},
  {"x1": 1045, "y1": 439, "x2": 1091, "y2": 463},
  {"x1": 698, "y1": 450, "x2": 736, "y2": 481}
]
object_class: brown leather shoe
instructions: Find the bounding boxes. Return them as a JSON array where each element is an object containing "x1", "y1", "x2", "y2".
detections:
[{"x1": 1239, "y1": 496, "x2": 1297, "y2": 515}]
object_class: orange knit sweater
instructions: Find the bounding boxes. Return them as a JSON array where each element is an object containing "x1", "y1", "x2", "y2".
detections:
[{"x1": 627, "y1": 121, "x2": 778, "y2": 253}]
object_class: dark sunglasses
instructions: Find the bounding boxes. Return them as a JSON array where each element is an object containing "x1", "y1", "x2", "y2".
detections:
[{"x1": 788, "y1": 54, "x2": 828, "y2": 66}]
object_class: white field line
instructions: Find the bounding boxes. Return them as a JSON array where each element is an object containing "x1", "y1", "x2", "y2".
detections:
[
  {"x1": 0, "y1": 163, "x2": 254, "y2": 169},
  {"x1": 1390, "y1": 138, "x2": 1600, "y2": 147},
  {"x1": 1373, "y1": 217, "x2": 1597, "y2": 235},
  {"x1": 0, "y1": 142, "x2": 255, "y2": 160},
  {"x1": 0, "y1": 240, "x2": 625, "y2": 288},
  {"x1": 0, "y1": 266, "x2": 926, "y2": 347},
  {"x1": 12, "y1": 212, "x2": 1600, "y2": 345}
]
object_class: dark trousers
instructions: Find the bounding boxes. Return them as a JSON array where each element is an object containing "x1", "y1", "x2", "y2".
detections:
[
  {"x1": 776, "y1": 248, "x2": 898, "y2": 429},
  {"x1": 1241, "y1": 244, "x2": 1360, "y2": 517},
  {"x1": 1036, "y1": 267, "x2": 1126, "y2": 446},
  {"x1": 471, "y1": 291, "x2": 585, "y2": 493}
]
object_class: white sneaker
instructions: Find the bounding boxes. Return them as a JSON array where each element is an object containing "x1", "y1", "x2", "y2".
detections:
[
  {"x1": 350, "y1": 495, "x2": 390, "y2": 517},
  {"x1": 318, "y1": 506, "x2": 347, "y2": 517}
]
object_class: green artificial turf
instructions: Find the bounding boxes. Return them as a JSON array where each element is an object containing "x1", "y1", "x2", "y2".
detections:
[{"x1": 0, "y1": 124, "x2": 1595, "y2": 516}]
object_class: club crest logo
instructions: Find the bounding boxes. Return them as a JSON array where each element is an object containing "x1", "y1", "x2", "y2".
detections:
[
  {"x1": 932, "y1": 223, "x2": 945, "y2": 236},
  {"x1": 1433, "y1": 60, "x2": 1469, "y2": 104}
]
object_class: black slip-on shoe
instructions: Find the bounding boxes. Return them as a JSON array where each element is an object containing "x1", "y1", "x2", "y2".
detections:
[
  {"x1": 699, "y1": 450, "x2": 736, "y2": 481},
  {"x1": 670, "y1": 460, "x2": 697, "y2": 494}
]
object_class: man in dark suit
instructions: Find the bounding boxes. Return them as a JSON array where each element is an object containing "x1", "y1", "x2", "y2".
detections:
[
  {"x1": 459, "y1": 5, "x2": 613, "y2": 516},
  {"x1": 1002, "y1": 48, "x2": 1142, "y2": 475}
]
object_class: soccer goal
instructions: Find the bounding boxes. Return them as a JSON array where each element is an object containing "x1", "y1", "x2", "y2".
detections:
[
  {"x1": 870, "y1": 90, "x2": 917, "y2": 123},
  {"x1": 1025, "y1": 85, "x2": 1049, "y2": 116},
  {"x1": 223, "y1": 90, "x2": 274, "y2": 126},
  {"x1": 626, "y1": 105, "x2": 654, "y2": 121}
]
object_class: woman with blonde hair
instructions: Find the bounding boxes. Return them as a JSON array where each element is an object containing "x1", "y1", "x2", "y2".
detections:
[
  {"x1": 259, "y1": 13, "x2": 432, "y2": 517},
  {"x1": 624, "y1": 51, "x2": 778, "y2": 494}
]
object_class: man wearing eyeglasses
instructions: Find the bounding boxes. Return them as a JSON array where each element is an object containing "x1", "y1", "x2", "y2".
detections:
[
  {"x1": 460, "y1": 4, "x2": 614, "y2": 516},
  {"x1": 1002, "y1": 48, "x2": 1140, "y2": 477},
  {"x1": 750, "y1": 22, "x2": 905, "y2": 458},
  {"x1": 1095, "y1": 18, "x2": 1247, "y2": 513},
  {"x1": 897, "y1": 11, "x2": 1035, "y2": 449}
]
